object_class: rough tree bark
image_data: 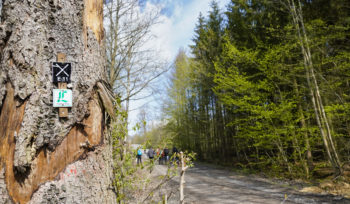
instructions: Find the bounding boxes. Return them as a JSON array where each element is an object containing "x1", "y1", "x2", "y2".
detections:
[{"x1": 0, "y1": 0, "x2": 116, "y2": 203}]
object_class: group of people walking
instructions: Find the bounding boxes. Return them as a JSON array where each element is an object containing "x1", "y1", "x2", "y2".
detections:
[{"x1": 136, "y1": 146, "x2": 179, "y2": 165}]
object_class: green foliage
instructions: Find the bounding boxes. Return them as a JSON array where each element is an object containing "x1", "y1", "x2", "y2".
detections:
[
  {"x1": 164, "y1": 0, "x2": 350, "y2": 179},
  {"x1": 111, "y1": 102, "x2": 157, "y2": 203},
  {"x1": 111, "y1": 104, "x2": 135, "y2": 203},
  {"x1": 112, "y1": 99, "x2": 189, "y2": 203}
]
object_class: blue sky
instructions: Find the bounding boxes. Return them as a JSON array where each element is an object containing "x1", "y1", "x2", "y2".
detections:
[
  {"x1": 128, "y1": 0, "x2": 230, "y2": 135},
  {"x1": 141, "y1": 0, "x2": 230, "y2": 63}
]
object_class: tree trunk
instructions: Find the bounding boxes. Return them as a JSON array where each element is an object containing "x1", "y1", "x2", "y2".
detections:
[
  {"x1": 293, "y1": 78, "x2": 313, "y2": 177},
  {"x1": 0, "y1": 1, "x2": 116, "y2": 203},
  {"x1": 286, "y1": 0, "x2": 342, "y2": 176}
]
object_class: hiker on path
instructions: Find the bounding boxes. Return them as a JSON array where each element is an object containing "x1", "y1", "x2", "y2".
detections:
[
  {"x1": 156, "y1": 148, "x2": 160, "y2": 157},
  {"x1": 137, "y1": 148, "x2": 142, "y2": 165},
  {"x1": 163, "y1": 147, "x2": 169, "y2": 163},
  {"x1": 147, "y1": 147, "x2": 156, "y2": 172},
  {"x1": 156, "y1": 148, "x2": 162, "y2": 164},
  {"x1": 147, "y1": 147, "x2": 155, "y2": 160},
  {"x1": 172, "y1": 146, "x2": 179, "y2": 164}
]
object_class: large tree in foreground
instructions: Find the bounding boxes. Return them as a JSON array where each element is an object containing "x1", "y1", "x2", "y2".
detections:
[{"x1": 0, "y1": 0, "x2": 115, "y2": 203}]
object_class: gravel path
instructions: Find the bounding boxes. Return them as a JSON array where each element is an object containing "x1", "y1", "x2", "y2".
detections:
[{"x1": 159, "y1": 163, "x2": 350, "y2": 204}]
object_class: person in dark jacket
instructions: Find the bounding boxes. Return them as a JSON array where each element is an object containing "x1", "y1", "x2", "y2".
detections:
[
  {"x1": 172, "y1": 146, "x2": 178, "y2": 154},
  {"x1": 147, "y1": 147, "x2": 155, "y2": 160},
  {"x1": 163, "y1": 147, "x2": 169, "y2": 163},
  {"x1": 147, "y1": 147, "x2": 155, "y2": 173},
  {"x1": 172, "y1": 146, "x2": 179, "y2": 164}
]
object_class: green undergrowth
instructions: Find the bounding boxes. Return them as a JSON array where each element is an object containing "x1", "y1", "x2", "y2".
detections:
[{"x1": 110, "y1": 101, "x2": 196, "y2": 203}]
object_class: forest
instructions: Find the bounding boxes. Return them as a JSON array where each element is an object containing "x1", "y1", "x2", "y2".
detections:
[
  {"x1": 1, "y1": 0, "x2": 350, "y2": 203},
  {"x1": 160, "y1": 0, "x2": 350, "y2": 179}
]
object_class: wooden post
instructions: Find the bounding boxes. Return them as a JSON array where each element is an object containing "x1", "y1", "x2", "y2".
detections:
[
  {"x1": 162, "y1": 194, "x2": 167, "y2": 204},
  {"x1": 57, "y1": 53, "x2": 68, "y2": 117},
  {"x1": 179, "y1": 152, "x2": 188, "y2": 204}
]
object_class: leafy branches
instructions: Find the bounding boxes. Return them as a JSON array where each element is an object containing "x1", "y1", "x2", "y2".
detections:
[{"x1": 164, "y1": 0, "x2": 350, "y2": 179}]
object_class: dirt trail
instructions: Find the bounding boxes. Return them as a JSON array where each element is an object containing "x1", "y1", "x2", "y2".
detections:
[{"x1": 157, "y1": 163, "x2": 350, "y2": 204}]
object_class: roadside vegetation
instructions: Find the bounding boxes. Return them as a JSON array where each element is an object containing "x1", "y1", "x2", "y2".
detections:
[
  {"x1": 108, "y1": 0, "x2": 350, "y2": 201},
  {"x1": 162, "y1": 0, "x2": 350, "y2": 182},
  {"x1": 111, "y1": 101, "x2": 196, "y2": 203}
]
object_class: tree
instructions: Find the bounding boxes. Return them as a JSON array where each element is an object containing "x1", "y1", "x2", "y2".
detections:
[
  {"x1": 285, "y1": 0, "x2": 342, "y2": 175},
  {"x1": 165, "y1": 0, "x2": 350, "y2": 179},
  {"x1": 104, "y1": 0, "x2": 167, "y2": 127},
  {"x1": 164, "y1": 49, "x2": 193, "y2": 150},
  {"x1": 0, "y1": 1, "x2": 115, "y2": 203},
  {"x1": 189, "y1": 0, "x2": 226, "y2": 161},
  {"x1": 137, "y1": 105, "x2": 148, "y2": 136}
]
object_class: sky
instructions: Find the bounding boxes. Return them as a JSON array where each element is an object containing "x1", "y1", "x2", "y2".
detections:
[
  {"x1": 141, "y1": 0, "x2": 229, "y2": 61},
  {"x1": 128, "y1": 0, "x2": 230, "y2": 135}
]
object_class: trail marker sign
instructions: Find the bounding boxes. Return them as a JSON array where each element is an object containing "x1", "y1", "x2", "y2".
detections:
[
  {"x1": 53, "y1": 89, "x2": 72, "y2": 107},
  {"x1": 52, "y1": 62, "x2": 71, "y2": 83}
]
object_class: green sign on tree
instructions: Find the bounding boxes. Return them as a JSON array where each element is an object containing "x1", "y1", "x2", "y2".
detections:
[{"x1": 53, "y1": 89, "x2": 72, "y2": 107}]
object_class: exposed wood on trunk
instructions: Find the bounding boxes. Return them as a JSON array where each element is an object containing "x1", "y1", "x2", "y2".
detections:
[
  {"x1": 83, "y1": 0, "x2": 104, "y2": 44},
  {"x1": 0, "y1": 0, "x2": 116, "y2": 203},
  {"x1": 97, "y1": 81, "x2": 116, "y2": 119},
  {"x1": 0, "y1": 83, "x2": 104, "y2": 203}
]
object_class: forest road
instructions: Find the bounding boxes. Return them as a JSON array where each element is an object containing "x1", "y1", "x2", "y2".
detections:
[{"x1": 170, "y1": 163, "x2": 350, "y2": 204}]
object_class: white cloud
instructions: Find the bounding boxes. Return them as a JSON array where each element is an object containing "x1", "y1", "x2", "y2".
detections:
[{"x1": 144, "y1": 0, "x2": 230, "y2": 62}]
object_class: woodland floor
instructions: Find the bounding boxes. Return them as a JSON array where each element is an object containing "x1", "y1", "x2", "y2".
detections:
[{"x1": 153, "y1": 162, "x2": 350, "y2": 204}]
